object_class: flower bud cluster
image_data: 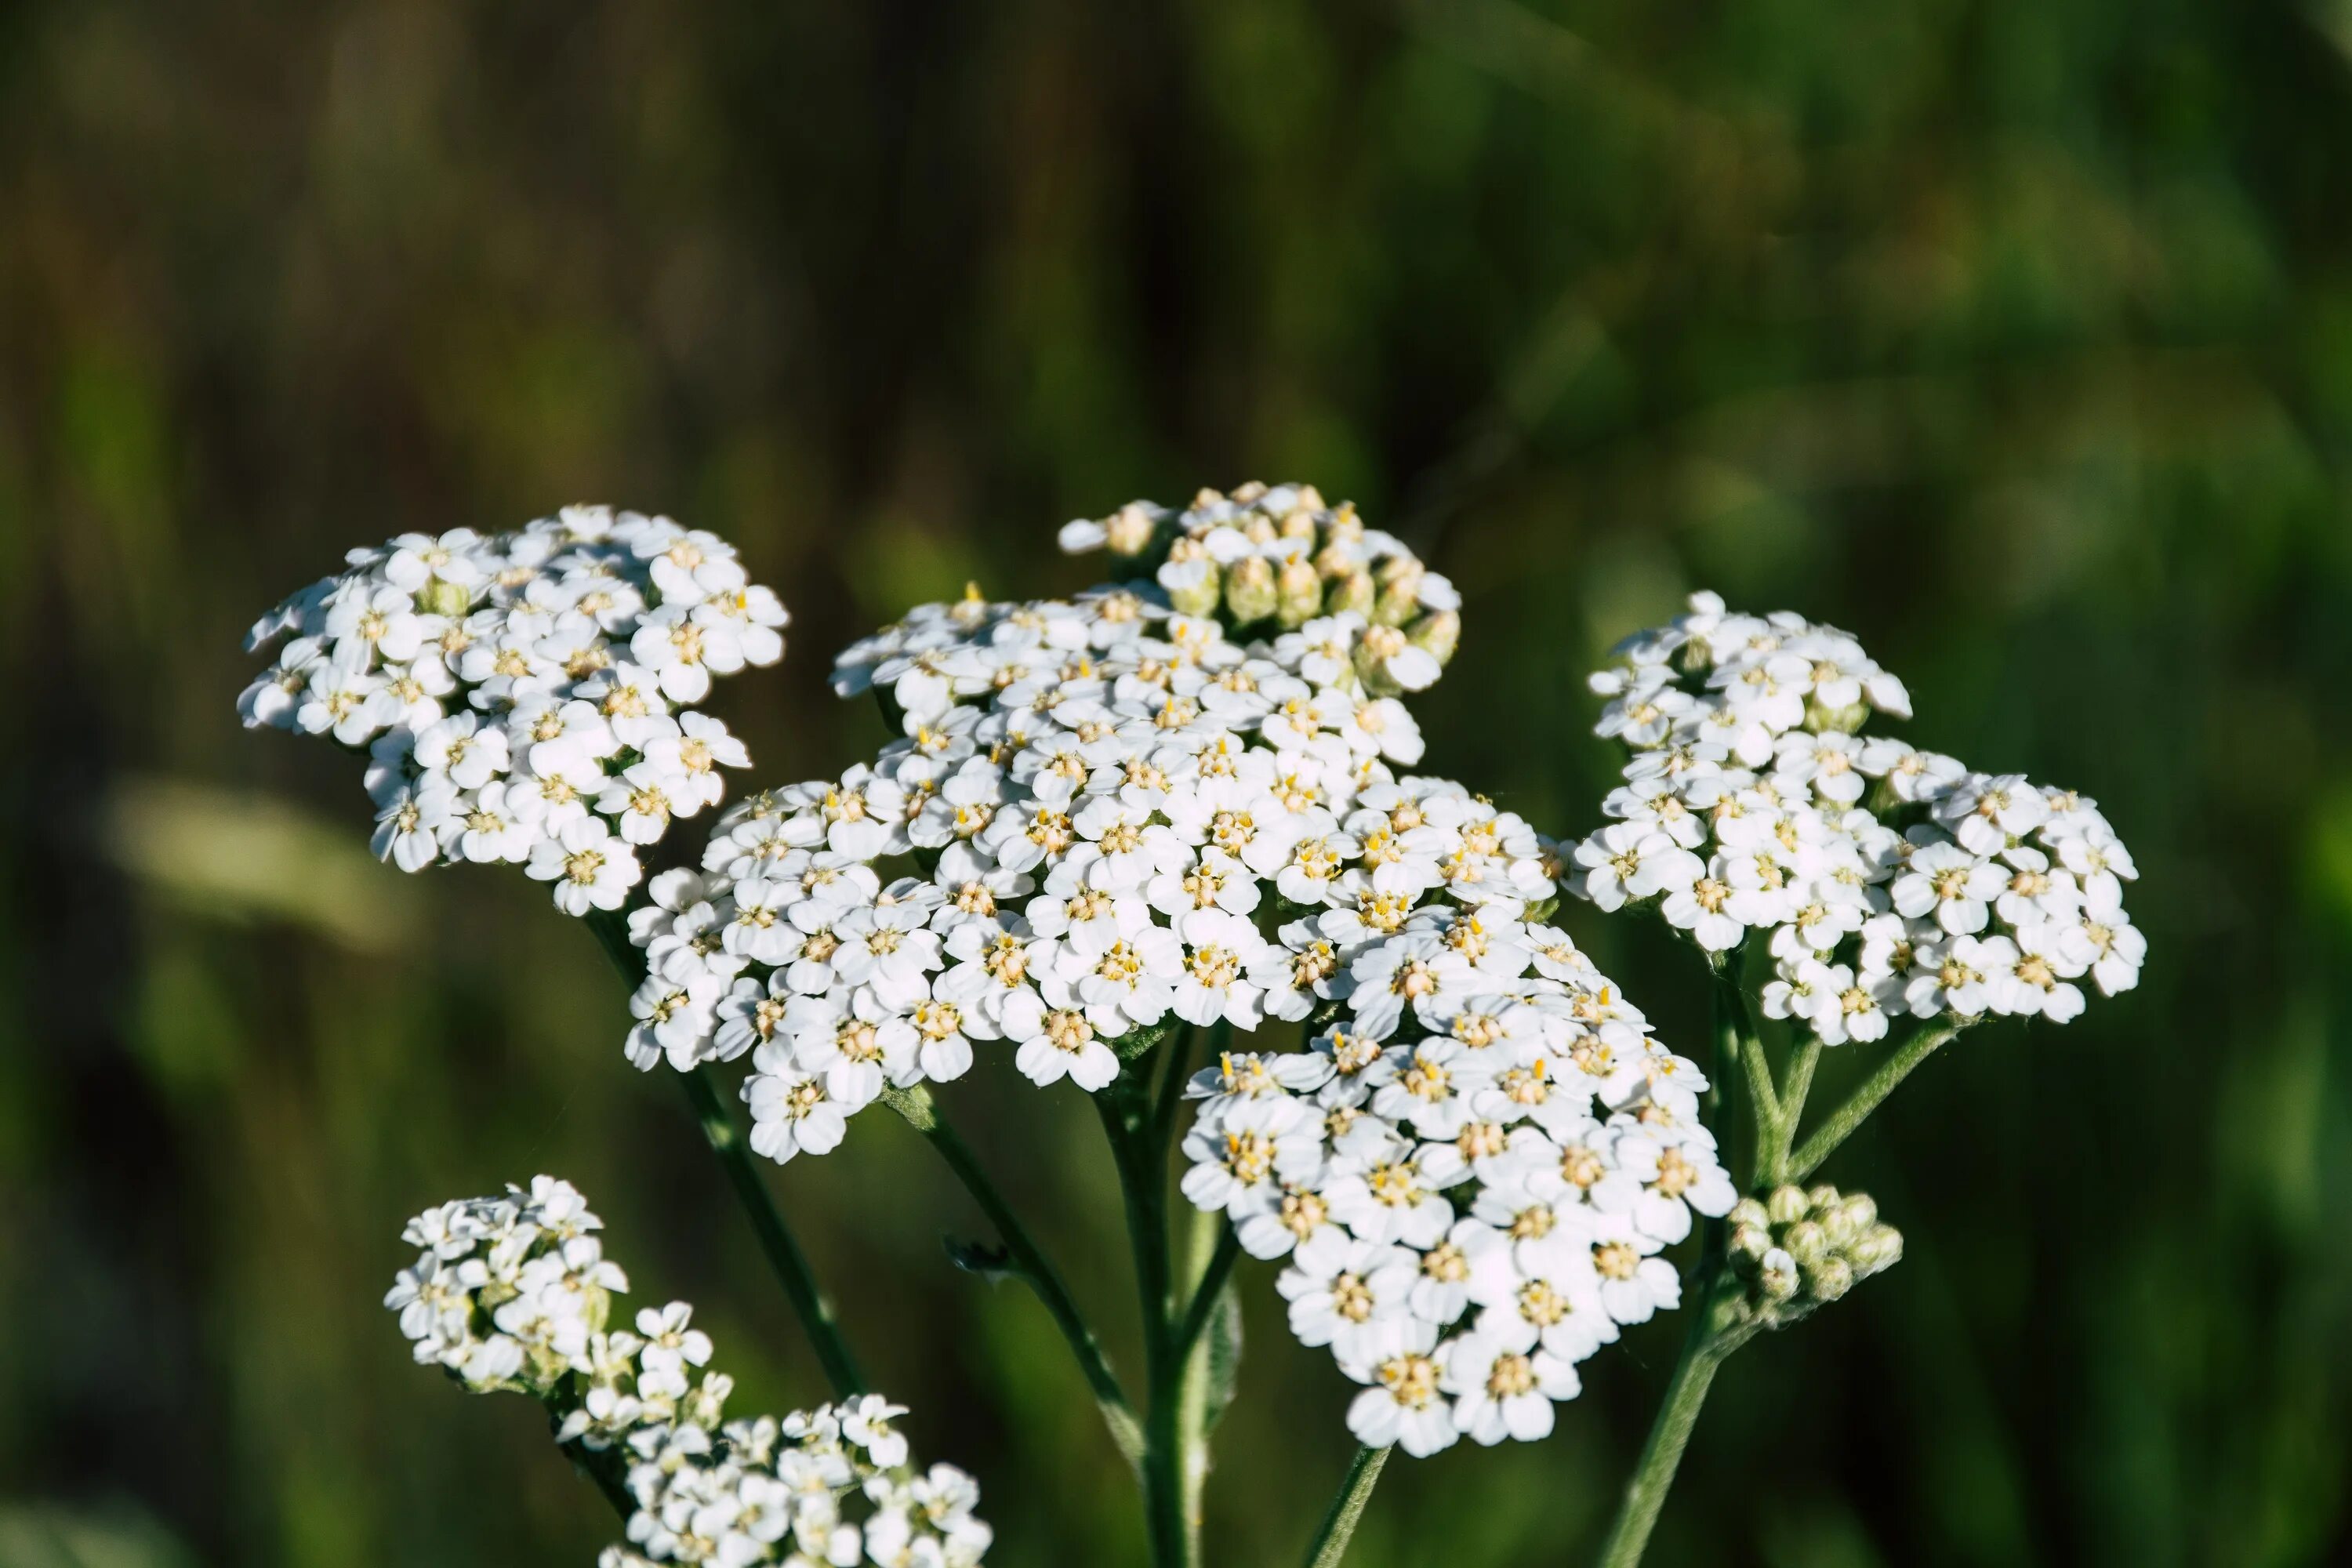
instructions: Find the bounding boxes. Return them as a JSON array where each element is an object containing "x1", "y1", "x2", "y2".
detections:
[
  {"x1": 618, "y1": 577, "x2": 1552, "y2": 1165},
  {"x1": 1176, "y1": 913, "x2": 1736, "y2": 1457},
  {"x1": 386, "y1": 1177, "x2": 989, "y2": 1566},
  {"x1": 241, "y1": 509, "x2": 782, "y2": 915},
  {"x1": 1057, "y1": 482, "x2": 1462, "y2": 695},
  {"x1": 1570, "y1": 593, "x2": 2142, "y2": 1041},
  {"x1": 1723, "y1": 1183, "x2": 1903, "y2": 1329}
]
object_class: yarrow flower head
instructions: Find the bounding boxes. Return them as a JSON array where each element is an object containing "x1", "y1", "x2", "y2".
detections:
[
  {"x1": 386, "y1": 1177, "x2": 989, "y2": 1566},
  {"x1": 619, "y1": 551, "x2": 1552, "y2": 1162},
  {"x1": 1570, "y1": 592, "x2": 2142, "y2": 1037},
  {"x1": 1055, "y1": 481, "x2": 1463, "y2": 696},
  {"x1": 1176, "y1": 916, "x2": 1737, "y2": 1457},
  {"x1": 240, "y1": 508, "x2": 782, "y2": 915}
]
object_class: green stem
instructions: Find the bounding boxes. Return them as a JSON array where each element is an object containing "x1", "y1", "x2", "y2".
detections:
[
  {"x1": 1098, "y1": 1037, "x2": 1192, "y2": 1568},
  {"x1": 882, "y1": 1083, "x2": 1145, "y2": 1468},
  {"x1": 1300, "y1": 1444, "x2": 1391, "y2": 1568},
  {"x1": 679, "y1": 1066, "x2": 869, "y2": 1398},
  {"x1": 579, "y1": 909, "x2": 866, "y2": 1398},
  {"x1": 1591, "y1": 1294, "x2": 1744, "y2": 1568},
  {"x1": 1171, "y1": 1221, "x2": 1242, "y2": 1360},
  {"x1": 1787, "y1": 1024, "x2": 1958, "y2": 1181},
  {"x1": 1170, "y1": 1203, "x2": 1230, "y2": 1559},
  {"x1": 1762, "y1": 1036, "x2": 1822, "y2": 1185}
]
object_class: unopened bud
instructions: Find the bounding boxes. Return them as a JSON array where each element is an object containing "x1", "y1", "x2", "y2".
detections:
[
  {"x1": 1846, "y1": 1225, "x2": 1904, "y2": 1273},
  {"x1": 1161, "y1": 551, "x2": 1221, "y2": 618},
  {"x1": 1781, "y1": 1219, "x2": 1829, "y2": 1266},
  {"x1": 1325, "y1": 568, "x2": 1376, "y2": 619},
  {"x1": 1279, "y1": 505, "x2": 1319, "y2": 539},
  {"x1": 1275, "y1": 557, "x2": 1325, "y2": 628},
  {"x1": 1225, "y1": 554, "x2": 1279, "y2": 623},
  {"x1": 1767, "y1": 1185, "x2": 1809, "y2": 1226},
  {"x1": 1230, "y1": 481, "x2": 1268, "y2": 504},
  {"x1": 1373, "y1": 566, "x2": 1425, "y2": 628},
  {"x1": 1730, "y1": 1220, "x2": 1772, "y2": 1262},
  {"x1": 417, "y1": 578, "x2": 473, "y2": 618},
  {"x1": 1729, "y1": 1196, "x2": 1770, "y2": 1232},
  {"x1": 1242, "y1": 513, "x2": 1279, "y2": 546},
  {"x1": 1407, "y1": 608, "x2": 1460, "y2": 667},
  {"x1": 1104, "y1": 503, "x2": 1161, "y2": 556},
  {"x1": 1807, "y1": 1255, "x2": 1856, "y2": 1304},
  {"x1": 1806, "y1": 697, "x2": 1871, "y2": 735},
  {"x1": 1325, "y1": 501, "x2": 1364, "y2": 546}
]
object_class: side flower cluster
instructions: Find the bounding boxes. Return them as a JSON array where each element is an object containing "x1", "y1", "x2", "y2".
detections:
[
  {"x1": 616, "y1": 577, "x2": 1553, "y2": 1164},
  {"x1": 1571, "y1": 592, "x2": 2142, "y2": 1040},
  {"x1": 385, "y1": 1177, "x2": 989, "y2": 1566},
  {"x1": 240, "y1": 508, "x2": 783, "y2": 915},
  {"x1": 1177, "y1": 913, "x2": 1736, "y2": 1457},
  {"x1": 1722, "y1": 1183, "x2": 1903, "y2": 1330},
  {"x1": 1056, "y1": 481, "x2": 1461, "y2": 695}
]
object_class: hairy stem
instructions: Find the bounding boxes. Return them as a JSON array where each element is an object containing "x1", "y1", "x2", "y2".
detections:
[
  {"x1": 1762, "y1": 1036, "x2": 1822, "y2": 1185},
  {"x1": 883, "y1": 1083, "x2": 1145, "y2": 1467},
  {"x1": 1788, "y1": 1023, "x2": 1958, "y2": 1180},
  {"x1": 1300, "y1": 1444, "x2": 1391, "y2": 1568},
  {"x1": 580, "y1": 909, "x2": 866, "y2": 1397},
  {"x1": 1591, "y1": 1296, "x2": 1743, "y2": 1568},
  {"x1": 1170, "y1": 1204, "x2": 1232, "y2": 1559}
]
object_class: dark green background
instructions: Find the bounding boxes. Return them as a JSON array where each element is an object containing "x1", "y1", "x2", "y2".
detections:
[{"x1": 3, "y1": 2, "x2": 2348, "y2": 1564}]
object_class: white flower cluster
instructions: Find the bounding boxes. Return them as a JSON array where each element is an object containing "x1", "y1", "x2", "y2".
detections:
[
  {"x1": 240, "y1": 509, "x2": 784, "y2": 916},
  {"x1": 615, "y1": 580, "x2": 1552, "y2": 1163},
  {"x1": 1571, "y1": 592, "x2": 2143, "y2": 1039},
  {"x1": 385, "y1": 1177, "x2": 989, "y2": 1566},
  {"x1": 1055, "y1": 481, "x2": 1462, "y2": 696},
  {"x1": 1175, "y1": 913, "x2": 1736, "y2": 1457}
]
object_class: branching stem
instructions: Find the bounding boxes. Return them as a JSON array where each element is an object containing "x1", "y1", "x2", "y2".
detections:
[
  {"x1": 883, "y1": 1083, "x2": 1145, "y2": 1467},
  {"x1": 581, "y1": 910, "x2": 866, "y2": 1398}
]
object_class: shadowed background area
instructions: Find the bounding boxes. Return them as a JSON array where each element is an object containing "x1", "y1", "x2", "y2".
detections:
[{"x1": 3, "y1": 1, "x2": 2350, "y2": 1564}]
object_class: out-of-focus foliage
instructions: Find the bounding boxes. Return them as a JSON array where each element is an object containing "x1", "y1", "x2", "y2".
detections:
[{"x1": 2, "y1": 1, "x2": 2348, "y2": 1564}]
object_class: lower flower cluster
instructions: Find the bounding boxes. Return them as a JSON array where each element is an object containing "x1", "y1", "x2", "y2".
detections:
[
  {"x1": 1176, "y1": 909, "x2": 1737, "y2": 1456},
  {"x1": 385, "y1": 1178, "x2": 990, "y2": 1566}
]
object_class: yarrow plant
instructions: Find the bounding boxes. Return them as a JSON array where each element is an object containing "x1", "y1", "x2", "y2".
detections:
[{"x1": 245, "y1": 493, "x2": 2140, "y2": 1567}]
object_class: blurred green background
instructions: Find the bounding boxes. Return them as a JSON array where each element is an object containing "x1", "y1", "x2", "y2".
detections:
[{"x1": 4, "y1": 1, "x2": 2350, "y2": 1564}]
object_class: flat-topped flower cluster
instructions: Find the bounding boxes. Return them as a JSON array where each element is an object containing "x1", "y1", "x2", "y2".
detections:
[
  {"x1": 619, "y1": 577, "x2": 1552, "y2": 1166},
  {"x1": 386, "y1": 1177, "x2": 989, "y2": 1566},
  {"x1": 1571, "y1": 592, "x2": 2142, "y2": 1040},
  {"x1": 1175, "y1": 909, "x2": 1735, "y2": 1457},
  {"x1": 240, "y1": 508, "x2": 782, "y2": 914}
]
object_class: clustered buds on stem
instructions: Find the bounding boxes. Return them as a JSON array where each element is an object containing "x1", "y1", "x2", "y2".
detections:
[
  {"x1": 1723, "y1": 1183, "x2": 1903, "y2": 1330},
  {"x1": 1059, "y1": 483, "x2": 1463, "y2": 695},
  {"x1": 385, "y1": 1177, "x2": 990, "y2": 1566}
]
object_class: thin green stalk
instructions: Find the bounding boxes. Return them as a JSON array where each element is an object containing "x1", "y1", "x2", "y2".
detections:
[
  {"x1": 1300, "y1": 1444, "x2": 1391, "y2": 1568},
  {"x1": 1097, "y1": 1054, "x2": 1185, "y2": 1567},
  {"x1": 1171, "y1": 1220, "x2": 1242, "y2": 1361},
  {"x1": 580, "y1": 909, "x2": 866, "y2": 1398},
  {"x1": 1788, "y1": 1024, "x2": 1958, "y2": 1180},
  {"x1": 1170, "y1": 1204, "x2": 1232, "y2": 1560},
  {"x1": 679, "y1": 1066, "x2": 869, "y2": 1398},
  {"x1": 882, "y1": 1083, "x2": 1145, "y2": 1468},
  {"x1": 1762, "y1": 1036, "x2": 1822, "y2": 1185},
  {"x1": 1590, "y1": 1291, "x2": 1747, "y2": 1568}
]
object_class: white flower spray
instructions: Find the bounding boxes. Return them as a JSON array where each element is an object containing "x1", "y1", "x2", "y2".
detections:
[
  {"x1": 387, "y1": 1176, "x2": 990, "y2": 1566},
  {"x1": 247, "y1": 501, "x2": 2144, "y2": 1568}
]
